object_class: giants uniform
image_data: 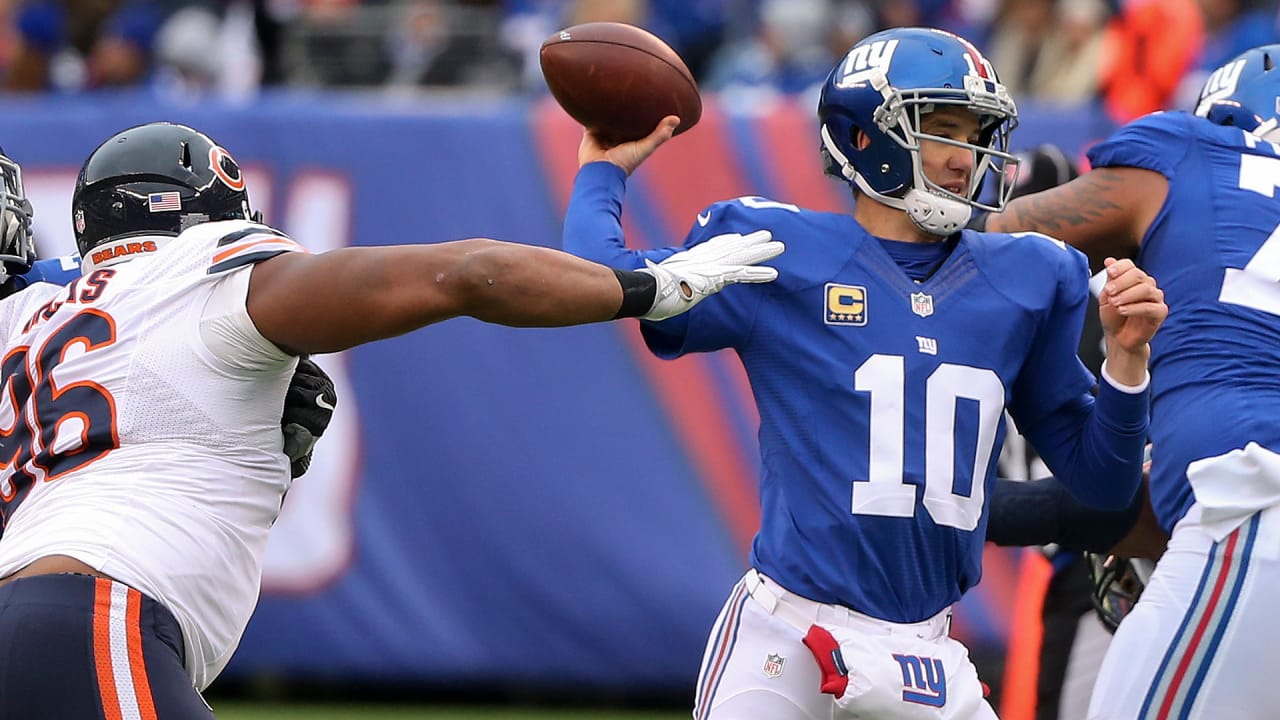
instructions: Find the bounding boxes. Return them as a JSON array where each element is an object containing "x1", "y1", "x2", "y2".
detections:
[
  {"x1": 1086, "y1": 112, "x2": 1280, "y2": 719},
  {"x1": 565, "y1": 162, "x2": 1149, "y2": 719},
  {"x1": 0, "y1": 220, "x2": 302, "y2": 694}
]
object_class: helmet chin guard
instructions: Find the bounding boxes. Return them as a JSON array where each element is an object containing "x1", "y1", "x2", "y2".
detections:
[{"x1": 903, "y1": 188, "x2": 972, "y2": 235}]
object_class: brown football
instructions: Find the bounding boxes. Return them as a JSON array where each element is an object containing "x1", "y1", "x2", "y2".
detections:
[{"x1": 540, "y1": 22, "x2": 702, "y2": 144}]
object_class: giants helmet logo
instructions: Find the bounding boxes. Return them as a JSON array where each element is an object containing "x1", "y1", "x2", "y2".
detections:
[
  {"x1": 1197, "y1": 59, "x2": 1248, "y2": 116},
  {"x1": 834, "y1": 39, "x2": 899, "y2": 89}
]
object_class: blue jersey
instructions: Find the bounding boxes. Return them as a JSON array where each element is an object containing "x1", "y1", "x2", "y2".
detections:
[
  {"x1": 565, "y1": 162, "x2": 1148, "y2": 622},
  {"x1": 1090, "y1": 111, "x2": 1280, "y2": 530},
  {"x1": 6, "y1": 255, "x2": 80, "y2": 293}
]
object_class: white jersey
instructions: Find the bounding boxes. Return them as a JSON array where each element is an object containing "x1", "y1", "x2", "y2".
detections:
[{"x1": 0, "y1": 220, "x2": 305, "y2": 690}]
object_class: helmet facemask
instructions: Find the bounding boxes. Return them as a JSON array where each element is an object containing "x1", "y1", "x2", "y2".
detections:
[
  {"x1": 0, "y1": 152, "x2": 35, "y2": 279},
  {"x1": 1086, "y1": 553, "x2": 1156, "y2": 634}
]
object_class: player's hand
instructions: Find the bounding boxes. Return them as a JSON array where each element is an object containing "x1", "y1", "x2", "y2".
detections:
[
  {"x1": 281, "y1": 356, "x2": 337, "y2": 478},
  {"x1": 1098, "y1": 257, "x2": 1166, "y2": 353},
  {"x1": 639, "y1": 229, "x2": 783, "y2": 321},
  {"x1": 578, "y1": 115, "x2": 680, "y2": 176}
]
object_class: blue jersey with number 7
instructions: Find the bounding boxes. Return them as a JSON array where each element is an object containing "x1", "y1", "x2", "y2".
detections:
[
  {"x1": 564, "y1": 162, "x2": 1149, "y2": 623},
  {"x1": 1090, "y1": 111, "x2": 1280, "y2": 531}
]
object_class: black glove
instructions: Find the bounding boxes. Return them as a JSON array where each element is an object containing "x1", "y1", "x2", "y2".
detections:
[{"x1": 282, "y1": 356, "x2": 337, "y2": 478}]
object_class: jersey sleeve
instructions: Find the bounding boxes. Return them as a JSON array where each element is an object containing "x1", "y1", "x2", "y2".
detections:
[
  {"x1": 562, "y1": 162, "x2": 679, "y2": 269},
  {"x1": 1086, "y1": 111, "x2": 1194, "y2": 179},
  {"x1": 640, "y1": 198, "x2": 777, "y2": 358},
  {"x1": 563, "y1": 162, "x2": 770, "y2": 357},
  {"x1": 1007, "y1": 242, "x2": 1098, "y2": 423},
  {"x1": 1007, "y1": 244, "x2": 1149, "y2": 509},
  {"x1": 207, "y1": 224, "x2": 307, "y2": 276},
  {"x1": 26, "y1": 255, "x2": 80, "y2": 286},
  {"x1": 199, "y1": 265, "x2": 295, "y2": 372}
]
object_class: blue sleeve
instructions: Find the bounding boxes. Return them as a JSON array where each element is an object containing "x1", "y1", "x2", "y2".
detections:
[
  {"x1": 562, "y1": 161, "x2": 679, "y2": 269},
  {"x1": 4, "y1": 255, "x2": 81, "y2": 296},
  {"x1": 1008, "y1": 247, "x2": 1148, "y2": 510},
  {"x1": 1087, "y1": 112, "x2": 1193, "y2": 179},
  {"x1": 1018, "y1": 377, "x2": 1148, "y2": 510},
  {"x1": 28, "y1": 256, "x2": 81, "y2": 286}
]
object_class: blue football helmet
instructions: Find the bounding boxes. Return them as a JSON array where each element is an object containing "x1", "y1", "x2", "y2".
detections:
[
  {"x1": 818, "y1": 27, "x2": 1020, "y2": 235},
  {"x1": 1195, "y1": 44, "x2": 1280, "y2": 140},
  {"x1": 0, "y1": 146, "x2": 35, "y2": 279}
]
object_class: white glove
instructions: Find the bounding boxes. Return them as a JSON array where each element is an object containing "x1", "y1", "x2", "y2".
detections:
[{"x1": 639, "y1": 230, "x2": 783, "y2": 321}]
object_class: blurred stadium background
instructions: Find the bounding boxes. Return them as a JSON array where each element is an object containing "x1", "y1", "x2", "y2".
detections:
[{"x1": 1, "y1": 0, "x2": 1273, "y2": 716}]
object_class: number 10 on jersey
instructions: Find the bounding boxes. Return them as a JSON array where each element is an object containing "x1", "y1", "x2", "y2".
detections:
[{"x1": 852, "y1": 354, "x2": 1003, "y2": 532}]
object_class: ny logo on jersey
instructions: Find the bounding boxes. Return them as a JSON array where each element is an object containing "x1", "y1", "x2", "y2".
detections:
[
  {"x1": 1196, "y1": 59, "x2": 1247, "y2": 115},
  {"x1": 825, "y1": 283, "x2": 868, "y2": 326},
  {"x1": 892, "y1": 653, "x2": 947, "y2": 707},
  {"x1": 835, "y1": 39, "x2": 899, "y2": 88}
]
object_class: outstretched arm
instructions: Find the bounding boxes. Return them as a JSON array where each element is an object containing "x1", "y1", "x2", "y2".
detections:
[
  {"x1": 986, "y1": 166, "x2": 1166, "y2": 272},
  {"x1": 246, "y1": 233, "x2": 781, "y2": 354}
]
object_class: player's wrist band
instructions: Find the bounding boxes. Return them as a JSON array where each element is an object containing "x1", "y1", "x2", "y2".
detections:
[{"x1": 612, "y1": 269, "x2": 657, "y2": 318}]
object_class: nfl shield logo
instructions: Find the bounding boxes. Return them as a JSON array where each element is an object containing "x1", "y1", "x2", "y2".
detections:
[
  {"x1": 763, "y1": 653, "x2": 785, "y2": 678},
  {"x1": 911, "y1": 292, "x2": 934, "y2": 318}
]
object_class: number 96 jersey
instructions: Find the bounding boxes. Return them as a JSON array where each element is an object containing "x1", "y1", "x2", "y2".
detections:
[{"x1": 0, "y1": 219, "x2": 305, "y2": 691}]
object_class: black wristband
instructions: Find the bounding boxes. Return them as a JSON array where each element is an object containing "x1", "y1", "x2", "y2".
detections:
[
  {"x1": 612, "y1": 269, "x2": 657, "y2": 319},
  {"x1": 966, "y1": 211, "x2": 990, "y2": 232}
]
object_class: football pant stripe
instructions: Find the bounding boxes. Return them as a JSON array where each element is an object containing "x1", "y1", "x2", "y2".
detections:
[
  {"x1": 93, "y1": 579, "x2": 156, "y2": 720},
  {"x1": 1140, "y1": 513, "x2": 1258, "y2": 719},
  {"x1": 1169, "y1": 513, "x2": 1258, "y2": 720},
  {"x1": 93, "y1": 579, "x2": 124, "y2": 720},
  {"x1": 694, "y1": 579, "x2": 750, "y2": 720},
  {"x1": 125, "y1": 587, "x2": 158, "y2": 720}
]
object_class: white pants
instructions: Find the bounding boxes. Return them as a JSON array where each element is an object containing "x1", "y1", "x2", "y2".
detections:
[
  {"x1": 1088, "y1": 503, "x2": 1280, "y2": 719},
  {"x1": 693, "y1": 569, "x2": 996, "y2": 720}
]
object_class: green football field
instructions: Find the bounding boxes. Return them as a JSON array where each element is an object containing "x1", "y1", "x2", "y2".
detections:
[{"x1": 214, "y1": 703, "x2": 688, "y2": 719}]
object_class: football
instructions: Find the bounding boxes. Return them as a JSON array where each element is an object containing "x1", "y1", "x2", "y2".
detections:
[{"x1": 540, "y1": 22, "x2": 702, "y2": 144}]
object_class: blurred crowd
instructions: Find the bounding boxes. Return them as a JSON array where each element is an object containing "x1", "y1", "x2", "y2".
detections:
[{"x1": 0, "y1": 0, "x2": 1276, "y2": 121}]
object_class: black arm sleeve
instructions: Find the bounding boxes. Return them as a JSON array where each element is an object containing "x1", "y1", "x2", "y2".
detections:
[{"x1": 986, "y1": 476, "x2": 1145, "y2": 552}]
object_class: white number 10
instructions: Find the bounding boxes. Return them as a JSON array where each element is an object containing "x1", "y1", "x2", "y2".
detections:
[{"x1": 852, "y1": 354, "x2": 1004, "y2": 531}]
